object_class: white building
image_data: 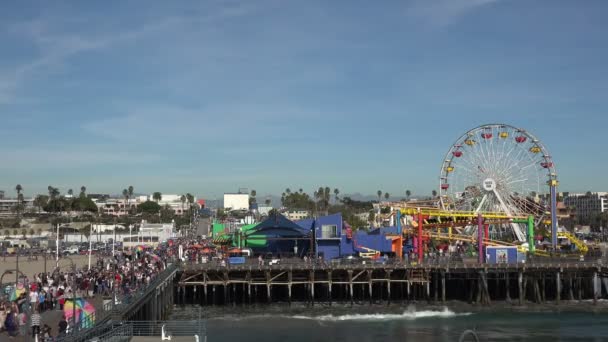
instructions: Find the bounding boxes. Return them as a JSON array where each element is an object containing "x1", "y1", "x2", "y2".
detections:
[
  {"x1": 0, "y1": 197, "x2": 35, "y2": 216},
  {"x1": 283, "y1": 210, "x2": 311, "y2": 221},
  {"x1": 92, "y1": 224, "x2": 127, "y2": 233},
  {"x1": 94, "y1": 193, "x2": 196, "y2": 217},
  {"x1": 136, "y1": 222, "x2": 176, "y2": 245},
  {"x1": 564, "y1": 192, "x2": 608, "y2": 221},
  {"x1": 224, "y1": 193, "x2": 249, "y2": 211},
  {"x1": 257, "y1": 206, "x2": 273, "y2": 216}
]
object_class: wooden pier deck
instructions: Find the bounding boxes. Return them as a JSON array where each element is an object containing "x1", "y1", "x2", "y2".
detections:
[{"x1": 176, "y1": 260, "x2": 607, "y2": 306}]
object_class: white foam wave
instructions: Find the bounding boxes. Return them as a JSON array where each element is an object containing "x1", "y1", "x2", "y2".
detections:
[{"x1": 293, "y1": 308, "x2": 472, "y2": 322}]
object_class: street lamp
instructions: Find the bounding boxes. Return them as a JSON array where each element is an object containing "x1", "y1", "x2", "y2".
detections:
[
  {"x1": 88, "y1": 223, "x2": 93, "y2": 271},
  {"x1": 56, "y1": 221, "x2": 60, "y2": 268}
]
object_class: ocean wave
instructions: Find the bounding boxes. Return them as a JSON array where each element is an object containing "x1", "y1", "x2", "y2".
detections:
[{"x1": 292, "y1": 308, "x2": 472, "y2": 321}]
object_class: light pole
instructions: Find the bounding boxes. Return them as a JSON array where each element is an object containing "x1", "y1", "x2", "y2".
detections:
[
  {"x1": 112, "y1": 217, "x2": 116, "y2": 256},
  {"x1": 56, "y1": 222, "x2": 60, "y2": 268},
  {"x1": 88, "y1": 223, "x2": 93, "y2": 271},
  {"x1": 129, "y1": 225, "x2": 132, "y2": 252},
  {"x1": 15, "y1": 247, "x2": 19, "y2": 284}
]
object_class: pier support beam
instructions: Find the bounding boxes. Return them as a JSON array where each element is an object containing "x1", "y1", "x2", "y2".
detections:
[
  {"x1": 367, "y1": 270, "x2": 373, "y2": 305},
  {"x1": 518, "y1": 271, "x2": 523, "y2": 306},
  {"x1": 556, "y1": 271, "x2": 561, "y2": 305},
  {"x1": 386, "y1": 270, "x2": 392, "y2": 305},
  {"x1": 441, "y1": 271, "x2": 446, "y2": 303},
  {"x1": 434, "y1": 271, "x2": 438, "y2": 302},
  {"x1": 266, "y1": 271, "x2": 272, "y2": 303},
  {"x1": 594, "y1": 271, "x2": 599, "y2": 305},
  {"x1": 505, "y1": 272, "x2": 511, "y2": 303},
  {"x1": 310, "y1": 271, "x2": 315, "y2": 306},
  {"x1": 348, "y1": 270, "x2": 354, "y2": 306},
  {"x1": 328, "y1": 271, "x2": 333, "y2": 306},
  {"x1": 288, "y1": 271, "x2": 293, "y2": 306}
]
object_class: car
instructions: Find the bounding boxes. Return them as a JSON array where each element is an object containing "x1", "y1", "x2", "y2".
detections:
[{"x1": 62, "y1": 247, "x2": 79, "y2": 255}]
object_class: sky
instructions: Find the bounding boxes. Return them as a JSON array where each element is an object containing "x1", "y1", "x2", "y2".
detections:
[{"x1": 1, "y1": 0, "x2": 607, "y2": 199}]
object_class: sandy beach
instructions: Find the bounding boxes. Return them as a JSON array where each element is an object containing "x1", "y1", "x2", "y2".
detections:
[{"x1": 0, "y1": 254, "x2": 103, "y2": 282}]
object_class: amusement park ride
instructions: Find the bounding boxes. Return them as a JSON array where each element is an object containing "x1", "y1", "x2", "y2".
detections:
[{"x1": 398, "y1": 124, "x2": 581, "y2": 263}]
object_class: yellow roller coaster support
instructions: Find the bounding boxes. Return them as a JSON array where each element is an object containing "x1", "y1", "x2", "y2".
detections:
[{"x1": 557, "y1": 231, "x2": 588, "y2": 254}]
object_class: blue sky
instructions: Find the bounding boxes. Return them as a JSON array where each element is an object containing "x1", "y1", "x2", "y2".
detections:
[{"x1": 1, "y1": 0, "x2": 607, "y2": 199}]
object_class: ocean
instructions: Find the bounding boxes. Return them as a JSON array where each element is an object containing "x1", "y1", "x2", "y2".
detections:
[{"x1": 169, "y1": 302, "x2": 608, "y2": 341}]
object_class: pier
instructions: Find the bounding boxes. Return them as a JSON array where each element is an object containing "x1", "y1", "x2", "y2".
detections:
[
  {"x1": 54, "y1": 259, "x2": 608, "y2": 341},
  {"x1": 177, "y1": 260, "x2": 606, "y2": 306}
]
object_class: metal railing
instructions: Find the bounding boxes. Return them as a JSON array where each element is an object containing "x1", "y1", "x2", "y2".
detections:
[
  {"x1": 102, "y1": 263, "x2": 178, "y2": 317},
  {"x1": 126, "y1": 320, "x2": 206, "y2": 337},
  {"x1": 58, "y1": 320, "x2": 206, "y2": 342},
  {"x1": 182, "y1": 255, "x2": 604, "y2": 271}
]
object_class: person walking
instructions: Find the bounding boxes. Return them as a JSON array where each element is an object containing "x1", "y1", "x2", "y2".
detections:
[
  {"x1": 58, "y1": 315, "x2": 68, "y2": 336},
  {"x1": 31, "y1": 310, "x2": 41, "y2": 337},
  {"x1": 4, "y1": 308, "x2": 18, "y2": 338}
]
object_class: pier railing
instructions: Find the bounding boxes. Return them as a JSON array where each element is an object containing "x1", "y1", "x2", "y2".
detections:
[
  {"x1": 182, "y1": 255, "x2": 603, "y2": 271},
  {"x1": 102, "y1": 262, "x2": 178, "y2": 318}
]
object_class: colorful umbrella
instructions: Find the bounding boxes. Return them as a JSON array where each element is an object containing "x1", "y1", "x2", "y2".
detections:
[
  {"x1": 135, "y1": 245, "x2": 146, "y2": 252},
  {"x1": 9, "y1": 283, "x2": 26, "y2": 301},
  {"x1": 64, "y1": 298, "x2": 96, "y2": 328}
]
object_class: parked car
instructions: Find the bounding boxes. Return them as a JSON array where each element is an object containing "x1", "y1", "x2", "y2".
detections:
[{"x1": 62, "y1": 246, "x2": 79, "y2": 255}]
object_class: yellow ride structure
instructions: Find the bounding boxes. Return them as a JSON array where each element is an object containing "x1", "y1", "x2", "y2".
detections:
[{"x1": 397, "y1": 207, "x2": 587, "y2": 261}]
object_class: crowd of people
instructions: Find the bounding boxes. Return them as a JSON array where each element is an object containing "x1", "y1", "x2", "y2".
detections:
[{"x1": 0, "y1": 240, "x2": 179, "y2": 340}]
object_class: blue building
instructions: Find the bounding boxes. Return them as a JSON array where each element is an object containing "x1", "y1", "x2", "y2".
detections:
[{"x1": 296, "y1": 214, "x2": 403, "y2": 260}]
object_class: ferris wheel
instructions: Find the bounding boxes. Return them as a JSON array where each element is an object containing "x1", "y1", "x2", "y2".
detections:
[{"x1": 439, "y1": 124, "x2": 558, "y2": 242}]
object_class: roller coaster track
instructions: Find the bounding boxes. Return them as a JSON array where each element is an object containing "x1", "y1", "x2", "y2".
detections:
[
  {"x1": 399, "y1": 208, "x2": 529, "y2": 220},
  {"x1": 403, "y1": 230, "x2": 551, "y2": 257},
  {"x1": 557, "y1": 231, "x2": 588, "y2": 254}
]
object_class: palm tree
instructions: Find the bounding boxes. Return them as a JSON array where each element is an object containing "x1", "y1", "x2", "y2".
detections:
[
  {"x1": 250, "y1": 190, "x2": 257, "y2": 205},
  {"x1": 405, "y1": 190, "x2": 411, "y2": 200},
  {"x1": 431, "y1": 190, "x2": 438, "y2": 198},
  {"x1": 68, "y1": 189, "x2": 73, "y2": 197},
  {"x1": 384, "y1": 192, "x2": 390, "y2": 200},
  {"x1": 33, "y1": 195, "x2": 48, "y2": 213},
  {"x1": 15, "y1": 184, "x2": 23, "y2": 219},
  {"x1": 153, "y1": 192, "x2": 162, "y2": 202},
  {"x1": 377, "y1": 190, "x2": 382, "y2": 202},
  {"x1": 333, "y1": 188, "x2": 340, "y2": 203},
  {"x1": 286, "y1": 188, "x2": 291, "y2": 194},
  {"x1": 80, "y1": 186, "x2": 87, "y2": 199},
  {"x1": 128, "y1": 185, "x2": 134, "y2": 199},
  {"x1": 186, "y1": 193, "x2": 194, "y2": 216},
  {"x1": 122, "y1": 189, "x2": 129, "y2": 215},
  {"x1": 51, "y1": 187, "x2": 60, "y2": 199},
  {"x1": 299, "y1": 188, "x2": 303, "y2": 193},
  {"x1": 265, "y1": 198, "x2": 271, "y2": 206},
  {"x1": 180, "y1": 195, "x2": 186, "y2": 213}
]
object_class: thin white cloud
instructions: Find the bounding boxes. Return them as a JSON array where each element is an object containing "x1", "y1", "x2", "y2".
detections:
[
  {"x1": 81, "y1": 103, "x2": 333, "y2": 144},
  {"x1": 405, "y1": 0, "x2": 501, "y2": 28},
  {"x1": 0, "y1": 146, "x2": 161, "y2": 170},
  {"x1": 0, "y1": 1, "x2": 259, "y2": 104}
]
